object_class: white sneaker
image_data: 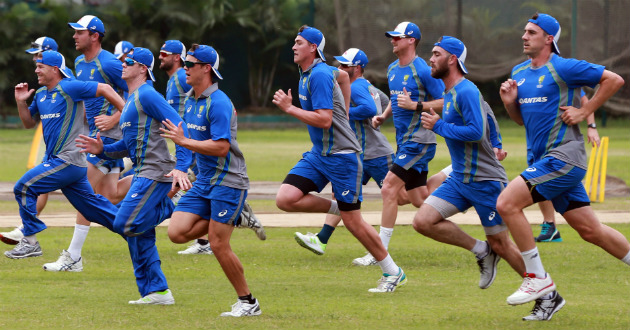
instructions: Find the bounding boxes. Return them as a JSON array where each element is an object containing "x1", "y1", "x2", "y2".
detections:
[
  {"x1": 178, "y1": 242, "x2": 213, "y2": 255},
  {"x1": 171, "y1": 190, "x2": 185, "y2": 206},
  {"x1": 43, "y1": 250, "x2": 83, "y2": 272},
  {"x1": 4, "y1": 238, "x2": 42, "y2": 259},
  {"x1": 129, "y1": 289, "x2": 175, "y2": 305},
  {"x1": 507, "y1": 273, "x2": 556, "y2": 305},
  {"x1": 522, "y1": 291, "x2": 566, "y2": 321},
  {"x1": 0, "y1": 227, "x2": 24, "y2": 245},
  {"x1": 294, "y1": 232, "x2": 326, "y2": 255},
  {"x1": 220, "y1": 298, "x2": 262, "y2": 317},
  {"x1": 477, "y1": 243, "x2": 500, "y2": 289},
  {"x1": 352, "y1": 252, "x2": 377, "y2": 266},
  {"x1": 239, "y1": 201, "x2": 266, "y2": 240},
  {"x1": 368, "y1": 267, "x2": 407, "y2": 293}
]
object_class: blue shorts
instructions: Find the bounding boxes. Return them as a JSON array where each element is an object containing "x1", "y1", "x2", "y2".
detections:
[
  {"x1": 521, "y1": 157, "x2": 589, "y2": 214},
  {"x1": 362, "y1": 154, "x2": 394, "y2": 187},
  {"x1": 288, "y1": 151, "x2": 363, "y2": 204},
  {"x1": 87, "y1": 136, "x2": 124, "y2": 173},
  {"x1": 175, "y1": 182, "x2": 247, "y2": 226},
  {"x1": 429, "y1": 177, "x2": 505, "y2": 227},
  {"x1": 394, "y1": 142, "x2": 436, "y2": 173}
]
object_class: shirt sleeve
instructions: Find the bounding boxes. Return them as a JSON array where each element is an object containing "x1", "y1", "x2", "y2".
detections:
[
  {"x1": 484, "y1": 102, "x2": 503, "y2": 149},
  {"x1": 208, "y1": 98, "x2": 233, "y2": 142},
  {"x1": 140, "y1": 88, "x2": 192, "y2": 172},
  {"x1": 102, "y1": 139, "x2": 129, "y2": 159},
  {"x1": 28, "y1": 94, "x2": 40, "y2": 117},
  {"x1": 309, "y1": 70, "x2": 334, "y2": 111},
  {"x1": 556, "y1": 58, "x2": 605, "y2": 89},
  {"x1": 349, "y1": 82, "x2": 377, "y2": 121},
  {"x1": 433, "y1": 90, "x2": 484, "y2": 142},
  {"x1": 64, "y1": 80, "x2": 99, "y2": 101}
]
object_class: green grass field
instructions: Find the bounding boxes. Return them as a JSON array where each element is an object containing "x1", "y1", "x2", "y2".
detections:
[{"x1": 0, "y1": 225, "x2": 629, "y2": 330}]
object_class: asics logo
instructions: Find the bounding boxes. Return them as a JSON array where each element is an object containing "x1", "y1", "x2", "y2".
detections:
[
  {"x1": 218, "y1": 210, "x2": 228, "y2": 217},
  {"x1": 40, "y1": 96, "x2": 46, "y2": 102},
  {"x1": 526, "y1": 167, "x2": 537, "y2": 172},
  {"x1": 390, "y1": 74, "x2": 395, "y2": 81},
  {"x1": 88, "y1": 154, "x2": 96, "y2": 157},
  {"x1": 517, "y1": 78, "x2": 525, "y2": 86},
  {"x1": 398, "y1": 154, "x2": 407, "y2": 159},
  {"x1": 43, "y1": 164, "x2": 50, "y2": 167},
  {"x1": 131, "y1": 193, "x2": 138, "y2": 198},
  {"x1": 488, "y1": 212, "x2": 496, "y2": 221},
  {"x1": 342, "y1": 190, "x2": 350, "y2": 196}
]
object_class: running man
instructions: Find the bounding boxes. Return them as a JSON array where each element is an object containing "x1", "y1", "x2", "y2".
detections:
[
  {"x1": 162, "y1": 44, "x2": 261, "y2": 316},
  {"x1": 4, "y1": 50, "x2": 122, "y2": 260},
  {"x1": 497, "y1": 13, "x2": 629, "y2": 320},
  {"x1": 413, "y1": 36, "x2": 525, "y2": 293},
  {"x1": 293, "y1": 48, "x2": 395, "y2": 255},
  {"x1": 273, "y1": 26, "x2": 407, "y2": 293},
  {"x1": 77, "y1": 47, "x2": 192, "y2": 304},
  {"x1": 40, "y1": 15, "x2": 130, "y2": 272},
  {"x1": 364, "y1": 21, "x2": 445, "y2": 266}
]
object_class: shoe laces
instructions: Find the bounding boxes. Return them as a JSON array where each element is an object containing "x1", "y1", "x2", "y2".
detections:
[{"x1": 539, "y1": 223, "x2": 553, "y2": 235}]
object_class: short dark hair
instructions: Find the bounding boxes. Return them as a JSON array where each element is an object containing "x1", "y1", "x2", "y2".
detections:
[
  {"x1": 88, "y1": 31, "x2": 103, "y2": 43},
  {"x1": 530, "y1": 12, "x2": 549, "y2": 36}
]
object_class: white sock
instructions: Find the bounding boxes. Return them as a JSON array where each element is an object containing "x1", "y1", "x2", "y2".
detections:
[
  {"x1": 328, "y1": 200, "x2": 340, "y2": 216},
  {"x1": 621, "y1": 250, "x2": 630, "y2": 266},
  {"x1": 379, "y1": 227, "x2": 394, "y2": 250},
  {"x1": 471, "y1": 239, "x2": 488, "y2": 259},
  {"x1": 521, "y1": 247, "x2": 546, "y2": 278},
  {"x1": 68, "y1": 224, "x2": 90, "y2": 261},
  {"x1": 24, "y1": 235, "x2": 37, "y2": 245},
  {"x1": 377, "y1": 253, "x2": 400, "y2": 275}
]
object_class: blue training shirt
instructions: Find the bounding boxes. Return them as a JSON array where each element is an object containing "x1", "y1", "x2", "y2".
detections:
[
  {"x1": 387, "y1": 56, "x2": 444, "y2": 145},
  {"x1": 166, "y1": 67, "x2": 192, "y2": 118},
  {"x1": 511, "y1": 54, "x2": 604, "y2": 169},
  {"x1": 183, "y1": 83, "x2": 249, "y2": 189},
  {"x1": 102, "y1": 83, "x2": 191, "y2": 182},
  {"x1": 29, "y1": 78, "x2": 98, "y2": 167},
  {"x1": 433, "y1": 79, "x2": 507, "y2": 183},
  {"x1": 297, "y1": 59, "x2": 361, "y2": 156},
  {"x1": 75, "y1": 49, "x2": 128, "y2": 139}
]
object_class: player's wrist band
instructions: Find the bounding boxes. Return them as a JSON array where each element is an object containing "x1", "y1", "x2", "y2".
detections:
[
  {"x1": 588, "y1": 123, "x2": 597, "y2": 129},
  {"x1": 416, "y1": 101, "x2": 424, "y2": 112}
]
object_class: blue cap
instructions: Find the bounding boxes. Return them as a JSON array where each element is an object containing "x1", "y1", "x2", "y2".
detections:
[
  {"x1": 434, "y1": 36, "x2": 468, "y2": 75},
  {"x1": 114, "y1": 41, "x2": 134, "y2": 59},
  {"x1": 25, "y1": 37, "x2": 58, "y2": 54},
  {"x1": 297, "y1": 26, "x2": 326, "y2": 61},
  {"x1": 68, "y1": 15, "x2": 105, "y2": 36},
  {"x1": 334, "y1": 48, "x2": 369, "y2": 68},
  {"x1": 528, "y1": 13, "x2": 561, "y2": 54},
  {"x1": 385, "y1": 22, "x2": 421, "y2": 40},
  {"x1": 161, "y1": 40, "x2": 186, "y2": 62},
  {"x1": 126, "y1": 47, "x2": 155, "y2": 82},
  {"x1": 36, "y1": 51, "x2": 72, "y2": 79},
  {"x1": 187, "y1": 45, "x2": 223, "y2": 80}
]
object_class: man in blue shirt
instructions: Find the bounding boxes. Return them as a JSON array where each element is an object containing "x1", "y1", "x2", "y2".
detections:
[
  {"x1": 365, "y1": 22, "x2": 445, "y2": 266},
  {"x1": 77, "y1": 47, "x2": 192, "y2": 305},
  {"x1": 497, "y1": 13, "x2": 629, "y2": 320},
  {"x1": 4, "y1": 51, "x2": 122, "y2": 260},
  {"x1": 413, "y1": 35, "x2": 525, "y2": 294},
  {"x1": 40, "y1": 15, "x2": 131, "y2": 272},
  {"x1": 293, "y1": 48, "x2": 395, "y2": 256},
  {"x1": 161, "y1": 44, "x2": 261, "y2": 316},
  {"x1": 273, "y1": 26, "x2": 407, "y2": 293}
]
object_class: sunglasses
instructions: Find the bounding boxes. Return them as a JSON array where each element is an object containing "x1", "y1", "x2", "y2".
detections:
[
  {"x1": 184, "y1": 60, "x2": 210, "y2": 68},
  {"x1": 124, "y1": 58, "x2": 141, "y2": 66},
  {"x1": 392, "y1": 36, "x2": 408, "y2": 41},
  {"x1": 340, "y1": 64, "x2": 357, "y2": 68},
  {"x1": 160, "y1": 51, "x2": 174, "y2": 57}
]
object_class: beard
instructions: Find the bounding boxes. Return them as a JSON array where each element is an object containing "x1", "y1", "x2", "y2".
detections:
[
  {"x1": 431, "y1": 65, "x2": 449, "y2": 79},
  {"x1": 160, "y1": 60, "x2": 173, "y2": 71}
]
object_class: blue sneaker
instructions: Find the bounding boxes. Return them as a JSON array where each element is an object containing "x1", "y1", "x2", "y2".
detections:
[{"x1": 535, "y1": 222, "x2": 562, "y2": 242}]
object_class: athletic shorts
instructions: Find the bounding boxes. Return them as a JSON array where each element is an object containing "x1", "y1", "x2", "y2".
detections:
[
  {"x1": 175, "y1": 181, "x2": 247, "y2": 226},
  {"x1": 287, "y1": 151, "x2": 363, "y2": 205},
  {"x1": 362, "y1": 154, "x2": 394, "y2": 188},
  {"x1": 393, "y1": 142, "x2": 436, "y2": 174},
  {"x1": 520, "y1": 157, "x2": 589, "y2": 214},
  {"x1": 87, "y1": 136, "x2": 124, "y2": 174},
  {"x1": 426, "y1": 176, "x2": 505, "y2": 228}
]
